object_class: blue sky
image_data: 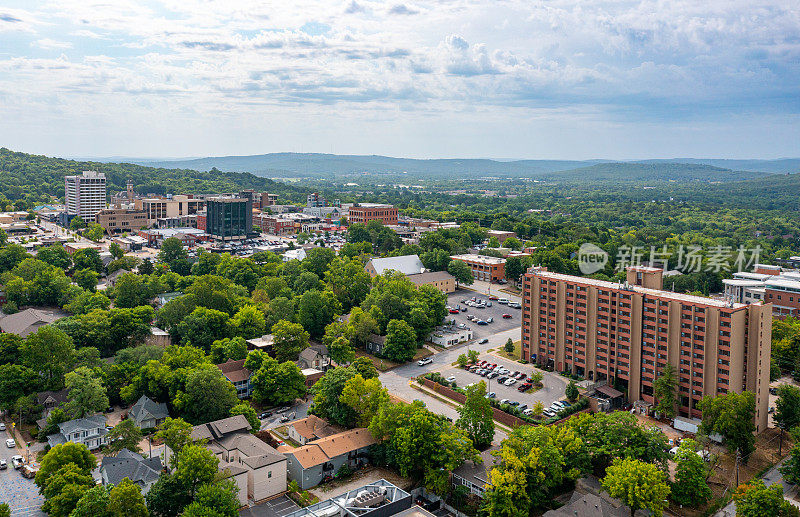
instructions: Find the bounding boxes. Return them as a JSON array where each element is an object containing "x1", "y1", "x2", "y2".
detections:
[{"x1": 0, "y1": 0, "x2": 798, "y2": 160}]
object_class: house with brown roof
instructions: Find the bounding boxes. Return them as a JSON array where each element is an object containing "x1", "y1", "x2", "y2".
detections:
[
  {"x1": 192, "y1": 415, "x2": 287, "y2": 505},
  {"x1": 217, "y1": 359, "x2": 253, "y2": 398},
  {"x1": 286, "y1": 415, "x2": 335, "y2": 445},
  {"x1": 283, "y1": 427, "x2": 376, "y2": 489}
]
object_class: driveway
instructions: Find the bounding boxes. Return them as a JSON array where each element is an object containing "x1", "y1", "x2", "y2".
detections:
[
  {"x1": 239, "y1": 494, "x2": 299, "y2": 517},
  {"x1": 0, "y1": 428, "x2": 45, "y2": 517},
  {"x1": 261, "y1": 400, "x2": 310, "y2": 431}
]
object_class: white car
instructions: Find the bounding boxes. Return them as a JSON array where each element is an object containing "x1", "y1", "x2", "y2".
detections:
[
  {"x1": 504, "y1": 378, "x2": 517, "y2": 386},
  {"x1": 5, "y1": 438, "x2": 15, "y2": 448},
  {"x1": 446, "y1": 376, "x2": 457, "y2": 383},
  {"x1": 0, "y1": 422, "x2": 5, "y2": 430},
  {"x1": 417, "y1": 357, "x2": 433, "y2": 366}
]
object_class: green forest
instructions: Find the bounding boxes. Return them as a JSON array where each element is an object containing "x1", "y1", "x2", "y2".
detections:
[{"x1": 0, "y1": 148, "x2": 307, "y2": 210}]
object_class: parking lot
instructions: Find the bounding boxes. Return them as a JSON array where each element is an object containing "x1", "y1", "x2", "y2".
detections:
[
  {"x1": 239, "y1": 494, "x2": 299, "y2": 517},
  {"x1": 436, "y1": 354, "x2": 568, "y2": 412},
  {"x1": 445, "y1": 291, "x2": 521, "y2": 341}
]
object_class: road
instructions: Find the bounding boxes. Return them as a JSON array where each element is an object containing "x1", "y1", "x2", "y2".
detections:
[
  {"x1": 0, "y1": 427, "x2": 45, "y2": 517},
  {"x1": 378, "y1": 299, "x2": 569, "y2": 445}
]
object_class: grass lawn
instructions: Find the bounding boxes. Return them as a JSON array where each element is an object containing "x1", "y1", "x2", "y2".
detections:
[
  {"x1": 354, "y1": 347, "x2": 433, "y2": 371},
  {"x1": 496, "y1": 339, "x2": 522, "y2": 361}
]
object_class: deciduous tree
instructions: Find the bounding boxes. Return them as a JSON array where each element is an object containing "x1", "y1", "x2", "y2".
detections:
[
  {"x1": 456, "y1": 381, "x2": 494, "y2": 448},
  {"x1": 654, "y1": 363, "x2": 678, "y2": 419},
  {"x1": 271, "y1": 320, "x2": 310, "y2": 362},
  {"x1": 64, "y1": 366, "x2": 109, "y2": 418},
  {"x1": 106, "y1": 418, "x2": 143, "y2": 455},
  {"x1": 698, "y1": 391, "x2": 756, "y2": 460},
  {"x1": 671, "y1": 439, "x2": 711, "y2": 507},
  {"x1": 601, "y1": 457, "x2": 670, "y2": 517}
]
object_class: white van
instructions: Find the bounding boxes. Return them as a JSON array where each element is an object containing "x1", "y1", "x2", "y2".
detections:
[{"x1": 498, "y1": 298, "x2": 510, "y2": 304}]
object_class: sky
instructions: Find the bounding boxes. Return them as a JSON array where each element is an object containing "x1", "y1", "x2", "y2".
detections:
[{"x1": 0, "y1": 0, "x2": 798, "y2": 160}]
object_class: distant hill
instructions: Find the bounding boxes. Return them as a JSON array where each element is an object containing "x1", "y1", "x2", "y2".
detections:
[
  {"x1": 136, "y1": 152, "x2": 796, "y2": 180},
  {"x1": 542, "y1": 162, "x2": 773, "y2": 183},
  {"x1": 696, "y1": 170, "x2": 800, "y2": 209},
  {"x1": 137, "y1": 153, "x2": 606, "y2": 178},
  {"x1": 639, "y1": 158, "x2": 800, "y2": 174},
  {"x1": 0, "y1": 148, "x2": 305, "y2": 203}
]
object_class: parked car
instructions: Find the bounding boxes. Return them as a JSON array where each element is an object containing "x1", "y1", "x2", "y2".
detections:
[
  {"x1": 504, "y1": 378, "x2": 517, "y2": 386},
  {"x1": 509, "y1": 302, "x2": 522, "y2": 309},
  {"x1": 449, "y1": 309, "x2": 460, "y2": 314},
  {"x1": 487, "y1": 317, "x2": 494, "y2": 323},
  {"x1": 479, "y1": 338, "x2": 489, "y2": 344},
  {"x1": 5, "y1": 438, "x2": 15, "y2": 448},
  {"x1": 486, "y1": 302, "x2": 492, "y2": 307},
  {"x1": 543, "y1": 409, "x2": 556, "y2": 417},
  {"x1": 497, "y1": 376, "x2": 508, "y2": 383},
  {"x1": 502, "y1": 313, "x2": 512, "y2": 319},
  {"x1": 11, "y1": 455, "x2": 23, "y2": 469},
  {"x1": 518, "y1": 383, "x2": 532, "y2": 392},
  {"x1": 498, "y1": 298, "x2": 509, "y2": 304},
  {"x1": 259, "y1": 412, "x2": 271, "y2": 419},
  {"x1": 417, "y1": 357, "x2": 433, "y2": 366},
  {"x1": 0, "y1": 422, "x2": 5, "y2": 430},
  {"x1": 500, "y1": 398, "x2": 511, "y2": 405},
  {"x1": 489, "y1": 295, "x2": 498, "y2": 300},
  {"x1": 460, "y1": 307, "x2": 467, "y2": 312},
  {"x1": 21, "y1": 464, "x2": 38, "y2": 479},
  {"x1": 485, "y1": 392, "x2": 496, "y2": 399},
  {"x1": 477, "y1": 320, "x2": 488, "y2": 325},
  {"x1": 446, "y1": 376, "x2": 457, "y2": 383},
  {"x1": 509, "y1": 400, "x2": 520, "y2": 406},
  {"x1": 518, "y1": 404, "x2": 528, "y2": 412},
  {"x1": 522, "y1": 408, "x2": 534, "y2": 416},
  {"x1": 0, "y1": 460, "x2": 6, "y2": 470}
]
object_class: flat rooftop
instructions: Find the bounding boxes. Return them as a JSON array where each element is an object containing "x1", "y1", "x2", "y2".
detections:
[
  {"x1": 285, "y1": 479, "x2": 410, "y2": 517},
  {"x1": 528, "y1": 269, "x2": 750, "y2": 309},
  {"x1": 451, "y1": 254, "x2": 506, "y2": 265}
]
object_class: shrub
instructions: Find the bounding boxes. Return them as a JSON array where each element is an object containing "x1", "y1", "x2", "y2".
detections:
[{"x1": 2, "y1": 301, "x2": 18, "y2": 314}]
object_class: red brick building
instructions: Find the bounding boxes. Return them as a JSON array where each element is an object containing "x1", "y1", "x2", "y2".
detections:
[
  {"x1": 450, "y1": 254, "x2": 506, "y2": 283},
  {"x1": 521, "y1": 265, "x2": 772, "y2": 432},
  {"x1": 347, "y1": 203, "x2": 398, "y2": 225}
]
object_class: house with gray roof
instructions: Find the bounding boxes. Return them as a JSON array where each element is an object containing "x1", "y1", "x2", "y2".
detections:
[
  {"x1": 297, "y1": 344, "x2": 330, "y2": 371},
  {"x1": 47, "y1": 414, "x2": 108, "y2": 450},
  {"x1": 192, "y1": 415, "x2": 287, "y2": 505},
  {"x1": 128, "y1": 395, "x2": 169, "y2": 429},
  {"x1": 100, "y1": 449, "x2": 162, "y2": 495},
  {"x1": 365, "y1": 255, "x2": 426, "y2": 277},
  {"x1": 0, "y1": 308, "x2": 67, "y2": 337}
]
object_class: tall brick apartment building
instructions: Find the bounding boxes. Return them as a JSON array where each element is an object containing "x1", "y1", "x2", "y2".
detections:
[{"x1": 521, "y1": 265, "x2": 772, "y2": 431}]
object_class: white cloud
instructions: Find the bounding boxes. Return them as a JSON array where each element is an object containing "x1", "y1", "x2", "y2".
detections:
[
  {"x1": 0, "y1": 0, "x2": 797, "y2": 157},
  {"x1": 34, "y1": 38, "x2": 73, "y2": 50}
]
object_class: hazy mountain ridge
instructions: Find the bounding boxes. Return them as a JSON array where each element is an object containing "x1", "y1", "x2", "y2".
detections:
[{"x1": 133, "y1": 153, "x2": 796, "y2": 181}]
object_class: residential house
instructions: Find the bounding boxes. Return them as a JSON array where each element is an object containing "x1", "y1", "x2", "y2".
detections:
[
  {"x1": 286, "y1": 415, "x2": 334, "y2": 445},
  {"x1": 0, "y1": 308, "x2": 67, "y2": 337},
  {"x1": 36, "y1": 389, "x2": 70, "y2": 420},
  {"x1": 146, "y1": 327, "x2": 171, "y2": 347},
  {"x1": 452, "y1": 446, "x2": 499, "y2": 497},
  {"x1": 365, "y1": 334, "x2": 386, "y2": 356},
  {"x1": 246, "y1": 334, "x2": 275, "y2": 353},
  {"x1": 128, "y1": 395, "x2": 169, "y2": 429},
  {"x1": 284, "y1": 428, "x2": 376, "y2": 489},
  {"x1": 192, "y1": 415, "x2": 287, "y2": 505},
  {"x1": 47, "y1": 414, "x2": 109, "y2": 450},
  {"x1": 99, "y1": 448, "x2": 162, "y2": 495},
  {"x1": 217, "y1": 359, "x2": 253, "y2": 399},
  {"x1": 297, "y1": 344, "x2": 330, "y2": 371},
  {"x1": 543, "y1": 491, "x2": 644, "y2": 517}
]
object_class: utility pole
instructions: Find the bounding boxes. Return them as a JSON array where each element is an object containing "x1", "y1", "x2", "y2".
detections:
[{"x1": 735, "y1": 449, "x2": 741, "y2": 487}]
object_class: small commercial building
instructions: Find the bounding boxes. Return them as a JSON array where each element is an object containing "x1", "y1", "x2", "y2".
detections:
[
  {"x1": 283, "y1": 480, "x2": 414, "y2": 517},
  {"x1": 486, "y1": 229, "x2": 517, "y2": 245},
  {"x1": 96, "y1": 209, "x2": 148, "y2": 233},
  {"x1": 450, "y1": 254, "x2": 506, "y2": 283},
  {"x1": 348, "y1": 203, "x2": 398, "y2": 225},
  {"x1": 428, "y1": 325, "x2": 473, "y2": 347}
]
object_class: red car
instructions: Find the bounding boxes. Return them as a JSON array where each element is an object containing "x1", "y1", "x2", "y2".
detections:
[
  {"x1": 488, "y1": 295, "x2": 498, "y2": 300},
  {"x1": 449, "y1": 309, "x2": 459, "y2": 314},
  {"x1": 502, "y1": 314, "x2": 512, "y2": 319},
  {"x1": 518, "y1": 383, "x2": 532, "y2": 392}
]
